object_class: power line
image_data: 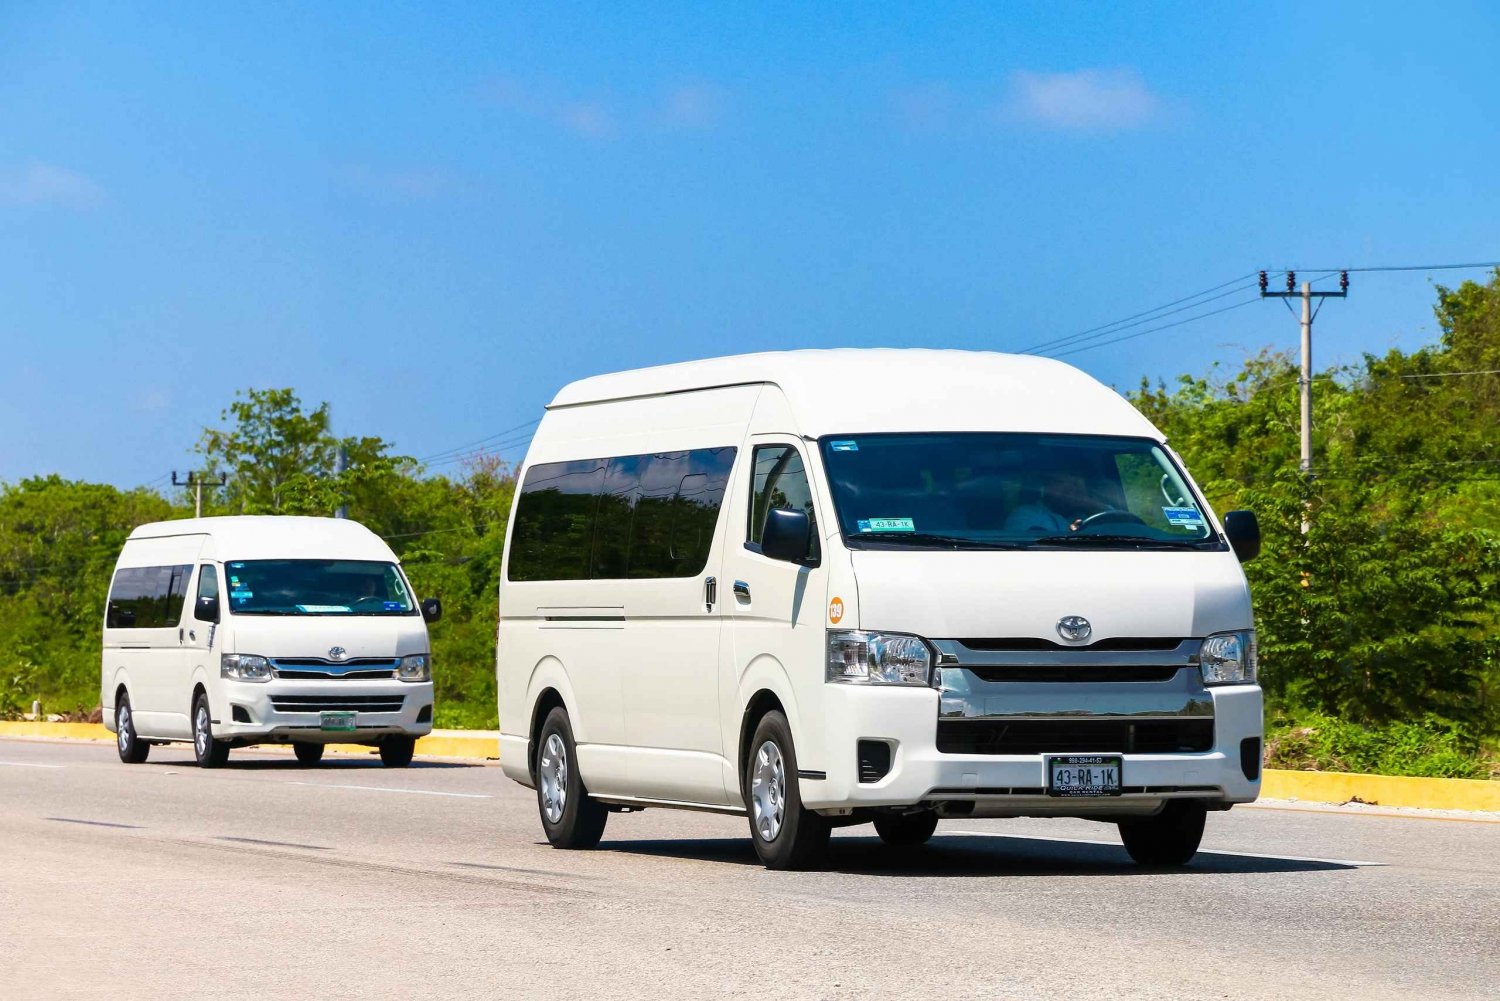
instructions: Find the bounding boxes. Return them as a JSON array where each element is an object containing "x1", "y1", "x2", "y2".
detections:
[
  {"x1": 1017, "y1": 272, "x2": 1258, "y2": 355},
  {"x1": 1398, "y1": 369, "x2": 1500, "y2": 379},
  {"x1": 1290, "y1": 261, "x2": 1500, "y2": 274},
  {"x1": 416, "y1": 417, "x2": 541, "y2": 465},
  {"x1": 1047, "y1": 296, "x2": 1264, "y2": 359}
]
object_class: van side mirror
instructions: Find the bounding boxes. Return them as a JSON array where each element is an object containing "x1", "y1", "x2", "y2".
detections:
[
  {"x1": 1223, "y1": 510, "x2": 1261, "y2": 562},
  {"x1": 195, "y1": 595, "x2": 221, "y2": 624},
  {"x1": 760, "y1": 508, "x2": 813, "y2": 564},
  {"x1": 421, "y1": 597, "x2": 442, "y2": 624}
]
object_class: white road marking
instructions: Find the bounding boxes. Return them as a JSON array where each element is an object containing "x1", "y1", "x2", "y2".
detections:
[
  {"x1": 943, "y1": 830, "x2": 1386, "y2": 867},
  {"x1": 0, "y1": 760, "x2": 64, "y2": 769},
  {"x1": 288, "y1": 781, "x2": 491, "y2": 799}
]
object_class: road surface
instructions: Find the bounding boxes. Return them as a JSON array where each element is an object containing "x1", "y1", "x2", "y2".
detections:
[{"x1": 2, "y1": 737, "x2": 1496, "y2": 1000}]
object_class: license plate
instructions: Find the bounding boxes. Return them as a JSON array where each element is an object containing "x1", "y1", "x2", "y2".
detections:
[
  {"x1": 1047, "y1": 755, "x2": 1122, "y2": 797},
  {"x1": 320, "y1": 711, "x2": 357, "y2": 732}
]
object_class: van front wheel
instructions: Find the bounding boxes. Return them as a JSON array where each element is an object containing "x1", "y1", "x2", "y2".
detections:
[
  {"x1": 115, "y1": 695, "x2": 149, "y2": 764},
  {"x1": 873, "y1": 810, "x2": 939, "y2": 848},
  {"x1": 192, "y1": 693, "x2": 231, "y2": 768},
  {"x1": 535, "y1": 707, "x2": 608, "y2": 849},
  {"x1": 1118, "y1": 800, "x2": 1207, "y2": 867},
  {"x1": 379, "y1": 736, "x2": 415, "y2": 768},
  {"x1": 293, "y1": 742, "x2": 325, "y2": 766},
  {"x1": 745, "y1": 711, "x2": 830, "y2": 870}
]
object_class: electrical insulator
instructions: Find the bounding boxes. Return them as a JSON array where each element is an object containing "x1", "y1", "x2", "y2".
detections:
[
  {"x1": 1286, "y1": 271, "x2": 1296, "y2": 292},
  {"x1": 1340, "y1": 270, "x2": 1349, "y2": 292},
  {"x1": 1258, "y1": 271, "x2": 1268, "y2": 293}
]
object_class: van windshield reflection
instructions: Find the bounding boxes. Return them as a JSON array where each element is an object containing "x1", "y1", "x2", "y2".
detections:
[
  {"x1": 819, "y1": 433, "x2": 1221, "y2": 551},
  {"x1": 224, "y1": 559, "x2": 417, "y2": 615}
]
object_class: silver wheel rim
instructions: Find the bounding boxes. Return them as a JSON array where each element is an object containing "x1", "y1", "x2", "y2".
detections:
[
  {"x1": 194, "y1": 702, "x2": 210, "y2": 758},
  {"x1": 751, "y1": 739, "x2": 786, "y2": 842},
  {"x1": 539, "y1": 732, "x2": 567, "y2": 824},
  {"x1": 117, "y1": 704, "x2": 130, "y2": 752}
]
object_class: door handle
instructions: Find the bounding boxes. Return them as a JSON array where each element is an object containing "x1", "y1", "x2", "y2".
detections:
[
  {"x1": 733, "y1": 580, "x2": 751, "y2": 601},
  {"x1": 704, "y1": 576, "x2": 717, "y2": 612}
]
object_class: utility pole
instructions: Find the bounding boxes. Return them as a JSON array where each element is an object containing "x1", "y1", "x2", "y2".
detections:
[
  {"x1": 334, "y1": 445, "x2": 349, "y2": 519},
  {"x1": 1260, "y1": 270, "x2": 1348, "y2": 531},
  {"x1": 172, "y1": 471, "x2": 228, "y2": 519}
]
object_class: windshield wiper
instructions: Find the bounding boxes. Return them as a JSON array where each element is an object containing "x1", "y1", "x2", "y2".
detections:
[
  {"x1": 232, "y1": 609, "x2": 299, "y2": 615},
  {"x1": 1030, "y1": 534, "x2": 1207, "y2": 550},
  {"x1": 853, "y1": 532, "x2": 1021, "y2": 550}
]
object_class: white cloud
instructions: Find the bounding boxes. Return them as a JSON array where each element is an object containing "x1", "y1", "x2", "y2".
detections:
[
  {"x1": 1004, "y1": 68, "x2": 1163, "y2": 130},
  {"x1": 559, "y1": 101, "x2": 617, "y2": 139},
  {"x1": 480, "y1": 77, "x2": 618, "y2": 139},
  {"x1": 658, "y1": 83, "x2": 726, "y2": 130},
  {"x1": 0, "y1": 161, "x2": 103, "y2": 207}
]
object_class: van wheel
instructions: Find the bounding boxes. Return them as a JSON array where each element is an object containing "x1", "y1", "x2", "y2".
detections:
[
  {"x1": 379, "y1": 736, "x2": 415, "y2": 768},
  {"x1": 745, "y1": 711, "x2": 830, "y2": 870},
  {"x1": 1118, "y1": 800, "x2": 1207, "y2": 867},
  {"x1": 873, "y1": 810, "x2": 939, "y2": 848},
  {"x1": 293, "y1": 742, "x2": 325, "y2": 766},
  {"x1": 536, "y1": 707, "x2": 607, "y2": 849},
  {"x1": 115, "y1": 695, "x2": 149, "y2": 764},
  {"x1": 192, "y1": 693, "x2": 231, "y2": 768}
]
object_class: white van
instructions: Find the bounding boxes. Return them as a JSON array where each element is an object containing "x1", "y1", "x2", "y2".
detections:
[
  {"x1": 102, "y1": 516, "x2": 440, "y2": 768},
  {"x1": 496, "y1": 350, "x2": 1263, "y2": 869}
]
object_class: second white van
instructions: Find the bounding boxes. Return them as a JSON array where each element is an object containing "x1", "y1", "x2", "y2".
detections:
[{"x1": 497, "y1": 350, "x2": 1263, "y2": 869}]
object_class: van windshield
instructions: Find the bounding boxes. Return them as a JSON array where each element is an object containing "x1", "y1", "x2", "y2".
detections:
[
  {"x1": 819, "y1": 433, "x2": 1221, "y2": 551},
  {"x1": 223, "y1": 559, "x2": 417, "y2": 615}
]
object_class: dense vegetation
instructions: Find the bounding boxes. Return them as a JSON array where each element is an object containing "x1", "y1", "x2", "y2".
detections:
[{"x1": 3, "y1": 275, "x2": 1497, "y2": 775}]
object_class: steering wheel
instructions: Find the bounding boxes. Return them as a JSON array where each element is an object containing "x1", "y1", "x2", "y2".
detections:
[
  {"x1": 349, "y1": 595, "x2": 387, "y2": 609},
  {"x1": 1074, "y1": 509, "x2": 1148, "y2": 531}
]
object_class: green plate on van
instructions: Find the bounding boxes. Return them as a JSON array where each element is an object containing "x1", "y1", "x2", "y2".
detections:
[{"x1": 320, "y1": 711, "x2": 357, "y2": 732}]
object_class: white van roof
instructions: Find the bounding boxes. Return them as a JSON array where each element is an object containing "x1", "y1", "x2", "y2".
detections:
[
  {"x1": 548, "y1": 349, "x2": 1161, "y2": 438},
  {"x1": 127, "y1": 516, "x2": 398, "y2": 562}
]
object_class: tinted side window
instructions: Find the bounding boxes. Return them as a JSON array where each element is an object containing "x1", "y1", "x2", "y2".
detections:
[
  {"x1": 508, "y1": 447, "x2": 736, "y2": 582},
  {"x1": 749, "y1": 445, "x2": 820, "y2": 562},
  {"x1": 107, "y1": 564, "x2": 192, "y2": 628},
  {"x1": 509, "y1": 459, "x2": 608, "y2": 582}
]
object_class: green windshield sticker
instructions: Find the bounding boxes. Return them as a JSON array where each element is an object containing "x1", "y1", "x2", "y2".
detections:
[
  {"x1": 830, "y1": 440, "x2": 859, "y2": 451},
  {"x1": 857, "y1": 517, "x2": 916, "y2": 533}
]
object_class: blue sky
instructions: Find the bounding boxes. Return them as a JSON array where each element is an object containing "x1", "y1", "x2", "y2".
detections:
[{"x1": 4, "y1": 2, "x2": 1498, "y2": 488}]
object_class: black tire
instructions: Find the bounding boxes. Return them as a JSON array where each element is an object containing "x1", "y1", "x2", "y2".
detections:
[
  {"x1": 535, "y1": 707, "x2": 608, "y2": 849},
  {"x1": 293, "y1": 742, "x2": 326, "y2": 766},
  {"x1": 192, "y1": 692, "x2": 231, "y2": 769},
  {"x1": 1118, "y1": 800, "x2": 1207, "y2": 867},
  {"x1": 873, "y1": 810, "x2": 939, "y2": 848},
  {"x1": 745, "y1": 711, "x2": 830, "y2": 870},
  {"x1": 115, "y1": 694, "x2": 149, "y2": 764},
  {"x1": 379, "y1": 736, "x2": 416, "y2": 768}
]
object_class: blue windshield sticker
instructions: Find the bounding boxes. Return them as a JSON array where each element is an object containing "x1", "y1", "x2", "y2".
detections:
[
  {"x1": 830, "y1": 440, "x2": 859, "y2": 452},
  {"x1": 857, "y1": 517, "x2": 916, "y2": 533},
  {"x1": 383, "y1": 601, "x2": 403, "y2": 611},
  {"x1": 230, "y1": 590, "x2": 252, "y2": 601},
  {"x1": 1163, "y1": 506, "x2": 1205, "y2": 526},
  {"x1": 228, "y1": 562, "x2": 244, "y2": 569}
]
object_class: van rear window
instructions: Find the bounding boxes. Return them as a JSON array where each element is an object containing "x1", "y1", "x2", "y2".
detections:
[
  {"x1": 509, "y1": 447, "x2": 736, "y2": 582},
  {"x1": 106, "y1": 564, "x2": 192, "y2": 628}
]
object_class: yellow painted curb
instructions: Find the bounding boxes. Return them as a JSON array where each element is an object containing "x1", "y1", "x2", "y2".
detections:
[
  {"x1": 1263, "y1": 768, "x2": 1500, "y2": 812},
  {"x1": 0, "y1": 721, "x2": 500, "y2": 761}
]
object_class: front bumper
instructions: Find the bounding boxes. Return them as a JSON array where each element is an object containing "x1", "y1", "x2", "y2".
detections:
[
  {"x1": 801, "y1": 681, "x2": 1262, "y2": 815},
  {"x1": 214, "y1": 678, "x2": 435, "y2": 744}
]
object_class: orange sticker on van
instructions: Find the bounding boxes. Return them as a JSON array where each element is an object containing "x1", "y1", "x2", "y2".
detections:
[{"x1": 828, "y1": 597, "x2": 845, "y2": 624}]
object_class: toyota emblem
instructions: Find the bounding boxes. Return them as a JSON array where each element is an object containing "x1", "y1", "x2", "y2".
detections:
[
  {"x1": 1056, "y1": 616, "x2": 1092, "y2": 643},
  {"x1": 328, "y1": 646, "x2": 347, "y2": 661}
]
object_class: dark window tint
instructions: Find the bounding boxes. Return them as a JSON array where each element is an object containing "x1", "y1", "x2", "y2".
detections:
[
  {"x1": 106, "y1": 564, "x2": 192, "y2": 628},
  {"x1": 197, "y1": 564, "x2": 219, "y2": 602},
  {"x1": 508, "y1": 447, "x2": 736, "y2": 582},
  {"x1": 749, "y1": 445, "x2": 820, "y2": 562}
]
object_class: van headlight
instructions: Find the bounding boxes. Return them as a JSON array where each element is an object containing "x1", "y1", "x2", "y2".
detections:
[
  {"x1": 397, "y1": 654, "x2": 431, "y2": 682},
  {"x1": 221, "y1": 654, "x2": 272, "y2": 682},
  {"x1": 827, "y1": 631, "x2": 934, "y2": 686},
  {"x1": 1200, "y1": 630, "x2": 1257, "y2": 685}
]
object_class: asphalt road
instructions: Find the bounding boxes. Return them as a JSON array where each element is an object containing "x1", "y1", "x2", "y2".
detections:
[{"x1": 2, "y1": 738, "x2": 1496, "y2": 1001}]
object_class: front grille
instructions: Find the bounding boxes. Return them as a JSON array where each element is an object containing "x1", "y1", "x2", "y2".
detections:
[
  {"x1": 857, "y1": 740, "x2": 892, "y2": 783},
  {"x1": 269, "y1": 694, "x2": 406, "y2": 714},
  {"x1": 937, "y1": 718, "x2": 1214, "y2": 755},
  {"x1": 966, "y1": 665, "x2": 1182, "y2": 684},
  {"x1": 957, "y1": 637, "x2": 1189, "y2": 652},
  {"x1": 270, "y1": 658, "x2": 400, "y2": 681}
]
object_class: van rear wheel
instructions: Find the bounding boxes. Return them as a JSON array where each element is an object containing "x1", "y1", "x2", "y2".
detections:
[
  {"x1": 1118, "y1": 800, "x2": 1207, "y2": 867},
  {"x1": 192, "y1": 693, "x2": 231, "y2": 768},
  {"x1": 536, "y1": 707, "x2": 608, "y2": 849},
  {"x1": 293, "y1": 742, "x2": 325, "y2": 766},
  {"x1": 873, "y1": 810, "x2": 939, "y2": 848},
  {"x1": 115, "y1": 695, "x2": 149, "y2": 764},
  {"x1": 745, "y1": 711, "x2": 830, "y2": 870}
]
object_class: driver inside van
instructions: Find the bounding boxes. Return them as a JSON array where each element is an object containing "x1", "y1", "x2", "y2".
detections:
[{"x1": 1003, "y1": 468, "x2": 1093, "y2": 534}]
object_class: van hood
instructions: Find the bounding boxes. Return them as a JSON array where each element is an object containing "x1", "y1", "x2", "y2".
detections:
[
  {"x1": 224, "y1": 614, "x2": 429, "y2": 660},
  {"x1": 850, "y1": 550, "x2": 1251, "y2": 641}
]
